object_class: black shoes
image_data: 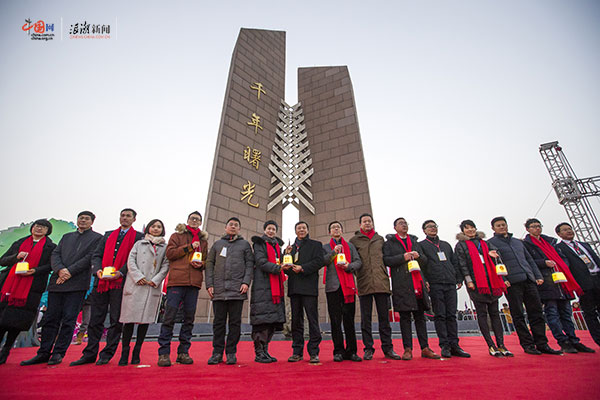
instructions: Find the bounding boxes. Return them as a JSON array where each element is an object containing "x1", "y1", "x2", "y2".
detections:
[
  {"x1": 489, "y1": 346, "x2": 502, "y2": 357},
  {"x1": 20, "y1": 354, "x2": 50, "y2": 366},
  {"x1": 255, "y1": 351, "x2": 272, "y2": 363},
  {"x1": 207, "y1": 353, "x2": 223, "y2": 365},
  {"x1": 524, "y1": 346, "x2": 542, "y2": 355},
  {"x1": 441, "y1": 347, "x2": 452, "y2": 358},
  {"x1": 363, "y1": 349, "x2": 374, "y2": 361},
  {"x1": 333, "y1": 354, "x2": 344, "y2": 362},
  {"x1": 497, "y1": 346, "x2": 514, "y2": 357},
  {"x1": 537, "y1": 345, "x2": 563, "y2": 355},
  {"x1": 225, "y1": 354, "x2": 237, "y2": 365},
  {"x1": 573, "y1": 343, "x2": 595, "y2": 353},
  {"x1": 95, "y1": 358, "x2": 110, "y2": 365},
  {"x1": 384, "y1": 350, "x2": 402, "y2": 360},
  {"x1": 47, "y1": 354, "x2": 63, "y2": 365},
  {"x1": 118, "y1": 347, "x2": 130, "y2": 366},
  {"x1": 70, "y1": 357, "x2": 96, "y2": 366},
  {"x1": 131, "y1": 346, "x2": 141, "y2": 364},
  {"x1": 451, "y1": 346, "x2": 471, "y2": 358},
  {"x1": 288, "y1": 354, "x2": 303, "y2": 362},
  {"x1": 345, "y1": 353, "x2": 362, "y2": 362},
  {"x1": 309, "y1": 355, "x2": 320, "y2": 364},
  {"x1": 560, "y1": 344, "x2": 578, "y2": 354}
]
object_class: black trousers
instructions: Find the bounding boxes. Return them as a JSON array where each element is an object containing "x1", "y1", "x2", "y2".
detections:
[
  {"x1": 472, "y1": 299, "x2": 504, "y2": 348},
  {"x1": 290, "y1": 295, "x2": 322, "y2": 356},
  {"x1": 399, "y1": 299, "x2": 429, "y2": 350},
  {"x1": 0, "y1": 327, "x2": 20, "y2": 351},
  {"x1": 429, "y1": 283, "x2": 459, "y2": 349},
  {"x1": 212, "y1": 300, "x2": 244, "y2": 355},
  {"x1": 359, "y1": 293, "x2": 393, "y2": 353},
  {"x1": 580, "y1": 274, "x2": 600, "y2": 346},
  {"x1": 158, "y1": 286, "x2": 198, "y2": 356},
  {"x1": 82, "y1": 288, "x2": 123, "y2": 360},
  {"x1": 38, "y1": 290, "x2": 86, "y2": 357},
  {"x1": 505, "y1": 280, "x2": 548, "y2": 349},
  {"x1": 326, "y1": 287, "x2": 357, "y2": 356}
]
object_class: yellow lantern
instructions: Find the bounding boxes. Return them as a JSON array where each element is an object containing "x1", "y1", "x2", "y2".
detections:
[
  {"x1": 336, "y1": 253, "x2": 347, "y2": 265},
  {"x1": 102, "y1": 266, "x2": 116, "y2": 278},
  {"x1": 408, "y1": 260, "x2": 420, "y2": 272},
  {"x1": 15, "y1": 261, "x2": 30, "y2": 275},
  {"x1": 191, "y1": 251, "x2": 203, "y2": 263},
  {"x1": 283, "y1": 254, "x2": 293, "y2": 266},
  {"x1": 496, "y1": 264, "x2": 508, "y2": 276},
  {"x1": 552, "y1": 272, "x2": 567, "y2": 283}
]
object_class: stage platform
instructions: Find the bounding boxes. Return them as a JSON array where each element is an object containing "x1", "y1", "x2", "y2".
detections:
[{"x1": 0, "y1": 333, "x2": 598, "y2": 399}]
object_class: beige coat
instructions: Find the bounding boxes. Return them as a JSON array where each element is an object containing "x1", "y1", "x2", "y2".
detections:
[
  {"x1": 120, "y1": 238, "x2": 169, "y2": 324},
  {"x1": 350, "y1": 230, "x2": 391, "y2": 296}
]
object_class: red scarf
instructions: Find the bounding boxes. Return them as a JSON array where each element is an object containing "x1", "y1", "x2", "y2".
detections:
[
  {"x1": 97, "y1": 228, "x2": 137, "y2": 293},
  {"x1": 187, "y1": 225, "x2": 201, "y2": 242},
  {"x1": 529, "y1": 236, "x2": 583, "y2": 297},
  {"x1": 1, "y1": 236, "x2": 46, "y2": 307},
  {"x1": 266, "y1": 241, "x2": 285, "y2": 304},
  {"x1": 323, "y1": 238, "x2": 356, "y2": 303},
  {"x1": 465, "y1": 240, "x2": 506, "y2": 296},
  {"x1": 396, "y1": 234, "x2": 424, "y2": 299},
  {"x1": 360, "y1": 229, "x2": 375, "y2": 240}
]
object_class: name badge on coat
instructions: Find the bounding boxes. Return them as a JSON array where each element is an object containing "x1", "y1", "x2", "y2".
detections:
[
  {"x1": 437, "y1": 252, "x2": 447, "y2": 261},
  {"x1": 220, "y1": 247, "x2": 227, "y2": 257}
]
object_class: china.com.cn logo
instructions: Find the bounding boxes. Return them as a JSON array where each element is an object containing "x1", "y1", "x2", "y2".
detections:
[{"x1": 22, "y1": 18, "x2": 55, "y2": 41}]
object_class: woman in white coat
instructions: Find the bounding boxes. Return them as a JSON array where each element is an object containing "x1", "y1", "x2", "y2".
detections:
[{"x1": 119, "y1": 219, "x2": 169, "y2": 365}]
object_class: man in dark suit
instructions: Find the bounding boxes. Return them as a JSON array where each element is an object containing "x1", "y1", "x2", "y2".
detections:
[
  {"x1": 285, "y1": 221, "x2": 324, "y2": 364},
  {"x1": 556, "y1": 222, "x2": 600, "y2": 349}
]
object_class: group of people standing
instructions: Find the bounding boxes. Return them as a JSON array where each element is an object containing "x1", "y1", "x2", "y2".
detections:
[{"x1": 0, "y1": 209, "x2": 598, "y2": 367}]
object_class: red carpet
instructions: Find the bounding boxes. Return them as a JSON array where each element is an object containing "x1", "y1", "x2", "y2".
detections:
[{"x1": 1, "y1": 333, "x2": 599, "y2": 399}]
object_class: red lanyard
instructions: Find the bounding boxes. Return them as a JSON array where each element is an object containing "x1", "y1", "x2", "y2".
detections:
[{"x1": 425, "y1": 238, "x2": 440, "y2": 252}]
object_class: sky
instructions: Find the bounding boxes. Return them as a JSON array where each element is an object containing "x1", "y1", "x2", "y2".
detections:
[{"x1": 1, "y1": 2, "x2": 598, "y2": 267}]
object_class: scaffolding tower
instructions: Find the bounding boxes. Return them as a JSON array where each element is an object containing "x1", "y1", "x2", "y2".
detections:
[{"x1": 539, "y1": 141, "x2": 600, "y2": 253}]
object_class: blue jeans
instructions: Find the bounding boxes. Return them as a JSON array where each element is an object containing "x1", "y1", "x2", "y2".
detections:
[
  {"x1": 158, "y1": 286, "x2": 198, "y2": 355},
  {"x1": 543, "y1": 299, "x2": 580, "y2": 346}
]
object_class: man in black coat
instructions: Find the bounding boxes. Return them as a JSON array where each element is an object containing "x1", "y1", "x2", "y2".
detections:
[
  {"x1": 488, "y1": 216, "x2": 561, "y2": 355},
  {"x1": 21, "y1": 211, "x2": 102, "y2": 366},
  {"x1": 556, "y1": 222, "x2": 600, "y2": 348},
  {"x1": 285, "y1": 221, "x2": 324, "y2": 364},
  {"x1": 419, "y1": 220, "x2": 470, "y2": 358},
  {"x1": 71, "y1": 208, "x2": 144, "y2": 366}
]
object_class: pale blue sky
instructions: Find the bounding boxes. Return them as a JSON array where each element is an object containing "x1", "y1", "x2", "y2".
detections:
[{"x1": 1, "y1": 0, "x2": 599, "y2": 247}]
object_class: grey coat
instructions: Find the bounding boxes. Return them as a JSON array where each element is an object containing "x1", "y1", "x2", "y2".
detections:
[
  {"x1": 250, "y1": 235, "x2": 286, "y2": 326},
  {"x1": 206, "y1": 234, "x2": 254, "y2": 301},
  {"x1": 119, "y1": 238, "x2": 169, "y2": 324},
  {"x1": 322, "y1": 240, "x2": 362, "y2": 293}
]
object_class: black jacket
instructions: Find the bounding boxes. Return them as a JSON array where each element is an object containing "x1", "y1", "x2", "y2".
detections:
[
  {"x1": 0, "y1": 236, "x2": 56, "y2": 331},
  {"x1": 47, "y1": 229, "x2": 103, "y2": 293},
  {"x1": 250, "y1": 235, "x2": 286, "y2": 326},
  {"x1": 91, "y1": 229, "x2": 144, "y2": 282},
  {"x1": 383, "y1": 234, "x2": 430, "y2": 312},
  {"x1": 286, "y1": 237, "x2": 324, "y2": 297},
  {"x1": 206, "y1": 234, "x2": 254, "y2": 301},
  {"x1": 523, "y1": 234, "x2": 569, "y2": 301},
  {"x1": 418, "y1": 236, "x2": 462, "y2": 285},
  {"x1": 556, "y1": 240, "x2": 600, "y2": 292},
  {"x1": 488, "y1": 233, "x2": 542, "y2": 284}
]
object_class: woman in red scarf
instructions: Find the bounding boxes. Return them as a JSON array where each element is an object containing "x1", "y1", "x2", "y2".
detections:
[
  {"x1": 454, "y1": 220, "x2": 512, "y2": 357},
  {"x1": 0, "y1": 219, "x2": 56, "y2": 364},
  {"x1": 250, "y1": 220, "x2": 288, "y2": 363}
]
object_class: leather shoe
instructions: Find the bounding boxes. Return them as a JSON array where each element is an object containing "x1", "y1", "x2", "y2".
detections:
[
  {"x1": 524, "y1": 346, "x2": 542, "y2": 355},
  {"x1": 573, "y1": 343, "x2": 595, "y2": 353},
  {"x1": 287, "y1": 354, "x2": 303, "y2": 362},
  {"x1": 348, "y1": 354, "x2": 362, "y2": 362},
  {"x1": 309, "y1": 355, "x2": 320, "y2": 364},
  {"x1": 225, "y1": 354, "x2": 237, "y2": 365},
  {"x1": 537, "y1": 345, "x2": 563, "y2": 355},
  {"x1": 157, "y1": 354, "x2": 171, "y2": 367},
  {"x1": 176, "y1": 353, "x2": 194, "y2": 365},
  {"x1": 440, "y1": 347, "x2": 452, "y2": 358},
  {"x1": 70, "y1": 357, "x2": 96, "y2": 366},
  {"x1": 384, "y1": 350, "x2": 401, "y2": 360},
  {"x1": 363, "y1": 349, "x2": 374, "y2": 361},
  {"x1": 401, "y1": 348, "x2": 412, "y2": 360},
  {"x1": 47, "y1": 354, "x2": 63, "y2": 365},
  {"x1": 497, "y1": 346, "x2": 514, "y2": 357},
  {"x1": 20, "y1": 354, "x2": 50, "y2": 366},
  {"x1": 560, "y1": 344, "x2": 578, "y2": 354},
  {"x1": 207, "y1": 354, "x2": 223, "y2": 365},
  {"x1": 95, "y1": 358, "x2": 110, "y2": 365},
  {"x1": 451, "y1": 346, "x2": 471, "y2": 358},
  {"x1": 421, "y1": 347, "x2": 441, "y2": 359},
  {"x1": 333, "y1": 354, "x2": 343, "y2": 362}
]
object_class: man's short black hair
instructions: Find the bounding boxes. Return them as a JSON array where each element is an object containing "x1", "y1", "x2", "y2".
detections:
[
  {"x1": 144, "y1": 219, "x2": 165, "y2": 236},
  {"x1": 121, "y1": 208, "x2": 137, "y2": 218},
  {"x1": 30, "y1": 219, "x2": 53, "y2": 236},
  {"x1": 188, "y1": 211, "x2": 202, "y2": 220},
  {"x1": 460, "y1": 219, "x2": 476, "y2": 231},
  {"x1": 393, "y1": 217, "x2": 406, "y2": 227},
  {"x1": 328, "y1": 221, "x2": 343, "y2": 232},
  {"x1": 263, "y1": 220, "x2": 278, "y2": 231},
  {"x1": 295, "y1": 221, "x2": 309, "y2": 230},
  {"x1": 226, "y1": 217, "x2": 241, "y2": 227},
  {"x1": 422, "y1": 220, "x2": 436, "y2": 230},
  {"x1": 555, "y1": 222, "x2": 571, "y2": 235},
  {"x1": 78, "y1": 210, "x2": 96, "y2": 222},
  {"x1": 524, "y1": 218, "x2": 541, "y2": 229},
  {"x1": 491, "y1": 216, "x2": 506, "y2": 228},
  {"x1": 359, "y1": 213, "x2": 373, "y2": 224}
]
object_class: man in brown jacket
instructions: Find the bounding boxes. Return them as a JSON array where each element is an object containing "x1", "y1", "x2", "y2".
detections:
[
  {"x1": 157, "y1": 211, "x2": 208, "y2": 367},
  {"x1": 350, "y1": 213, "x2": 401, "y2": 361}
]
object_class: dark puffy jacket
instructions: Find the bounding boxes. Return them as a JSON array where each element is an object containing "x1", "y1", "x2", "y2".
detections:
[
  {"x1": 488, "y1": 233, "x2": 542, "y2": 284},
  {"x1": 0, "y1": 236, "x2": 56, "y2": 331},
  {"x1": 556, "y1": 240, "x2": 600, "y2": 292},
  {"x1": 250, "y1": 235, "x2": 286, "y2": 326},
  {"x1": 206, "y1": 234, "x2": 254, "y2": 301},
  {"x1": 418, "y1": 236, "x2": 462, "y2": 285},
  {"x1": 285, "y1": 237, "x2": 323, "y2": 297},
  {"x1": 523, "y1": 234, "x2": 569, "y2": 300},
  {"x1": 383, "y1": 234, "x2": 430, "y2": 312}
]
